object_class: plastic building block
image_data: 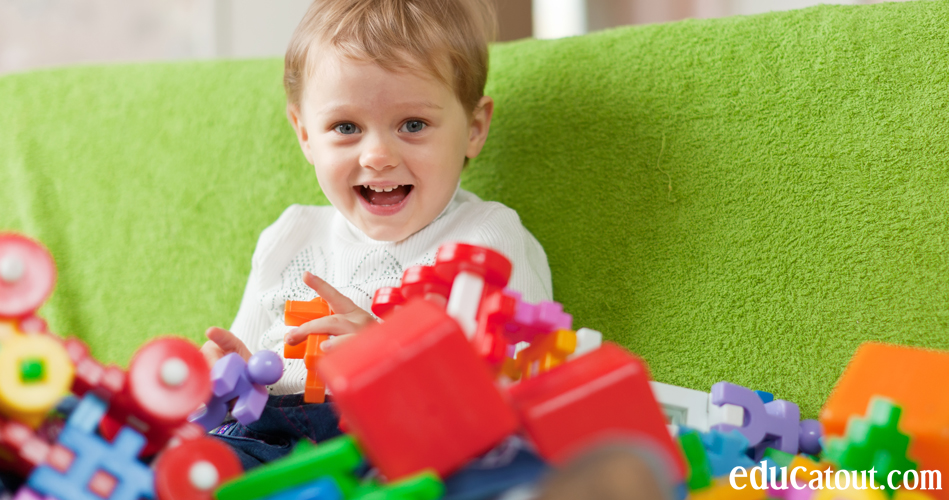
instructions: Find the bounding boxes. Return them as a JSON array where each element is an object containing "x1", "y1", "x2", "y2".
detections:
[
  {"x1": 0, "y1": 233, "x2": 55, "y2": 319},
  {"x1": 0, "y1": 332, "x2": 75, "y2": 428},
  {"x1": 799, "y1": 419, "x2": 823, "y2": 456},
  {"x1": 27, "y1": 393, "x2": 155, "y2": 500},
  {"x1": 767, "y1": 454, "x2": 830, "y2": 500},
  {"x1": 690, "y1": 475, "x2": 766, "y2": 500},
  {"x1": 318, "y1": 299, "x2": 519, "y2": 480},
  {"x1": 568, "y1": 328, "x2": 602, "y2": 360},
  {"x1": 153, "y1": 436, "x2": 242, "y2": 500},
  {"x1": 649, "y1": 381, "x2": 744, "y2": 434},
  {"x1": 95, "y1": 337, "x2": 212, "y2": 456},
  {"x1": 0, "y1": 414, "x2": 57, "y2": 476},
  {"x1": 190, "y1": 350, "x2": 282, "y2": 431},
  {"x1": 500, "y1": 290, "x2": 572, "y2": 344},
  {"x1": 353, "y1": 470, "x2": 444, "y2": 500},
  {"x1": 823, "y1": 397, "x2": 917, "y2": 495},
  {"x1": 711, "y1": 382, "x2": 800, "y2": 458},
  {"x1": 215, "y1": 435, "x2": 362, "y2": 500},
  {"x1": 812, "y1": 484, "x2": 887, "y2": 500},
  {"x1": 262, "y1": 477, "x2": 344, "y2": 500},
  {"x1": 508, "y1": 329, "x2": 576, "y2": 381},
  {"x1": 283, "y1": 297, "x2": 333, "y2": 403},
  {"x1": 701, "y1": 429, "x2": 754, "y2": 478},
  {"x1": 400, "y1": 265, "x2": 450, "y2": 308},
  {"x1": 507, "y1": 343, "x2": 686, "y2": 481},
  {"x1": 434, "y1": 243, "x2": 512, "y2": 337},
  {"x1": 820, "y1": 342, "x2": 949, "y2": 495},
  {"x1": 471, "y1": 290, "x2": 517, "y2": 368},
  {"x1": 755, "y1": 391, "x2": 774, "y2": 404},
  {"x1": 371, "y1": 287, "x2": 405, "y2": 319},
  {"x1": 679, "y1": 430, "x2": 713, "y2": 491}
]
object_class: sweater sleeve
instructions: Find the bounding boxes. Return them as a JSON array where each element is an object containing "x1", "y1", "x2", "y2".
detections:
[{"x1": 469, "y1": 205, "x2": 553, "y2": 303}]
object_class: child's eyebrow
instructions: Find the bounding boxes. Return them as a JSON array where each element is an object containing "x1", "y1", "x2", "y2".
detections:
[{"x1": 316, "y1": 101, "x2": 443, "y2": 115}]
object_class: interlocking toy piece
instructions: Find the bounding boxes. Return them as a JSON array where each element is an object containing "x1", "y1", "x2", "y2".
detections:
[
  {"x1": 0, "y1": 332, "x2": 75, "y2": 428},
  {"x1": 28, "y1": 393, "x2": 155, "y2": 500},
  {"x1": 283, "y1": 297, "x2": 333, "y2": 403},
  {"x1": 189, "y1": 350, "x2": 282, "y2": 432},
  {"x1": 352, "y1": 470, "x2": 444, "y2": 500},
  {"x1": 371, "y1": 287, "x2": 404, "y2": 319},
  {"x1": 711, "y1": 382, "x2": 800, "y2": 458},
  {"x1": 153, "y1": 436, "x2": 242, "y2": 500},
  {"x1": 823, "y1": 397, "x2": 917, "y2": 495},
  {"x1": 0, "y1": 414, "x2": 58, "y2": 476},
  {"x1": 799, "y1": 419, "x2": 823, "y2": 456},
  {"x1": 679, "y1": 430, "x2": 713, "y2": 491},
  {"x1": 216, "y1": 435, "x2": 363, "y2": 500},
  {"x1": 471, "y1": 290, "x2": 517, "y2": 368},
  {"x1": 649, "y1": 381, "x2": 744, "y2": 434},
  {"x1": 63, "y1": 337, "x2": 126, "y2": 401},
  {"x1": 501, "y1": 290, "x2": 572, "y2": 344},
  {"x1": 434, "y1": 243, "x2": 512, "y2": 337},
  {"x1": 318, "y1": 299, "x2": 519, "y2": 480},
  {"x1": 812, "y1": 483, "x2": 887, "y2": 500},
  {"x1": 568, "y1": 327, "x2": 602, "y2": 360},
  {"x1": 400, "y1": 265, "x2": 450, "y2": 308},
  {"x1": 821, "y1": 342, "x2": 949, "y2": 497},
  {"x1": 508, "y1": 329, "x2": 576, "y2": 381},
  {"x1": 0, "y1": 233, "x2": 55, "y2": 320},
  {"x1": 767, "y1": 454, "x2": 830, "y2": 500},
  {"x1": 690, "y1": 474, "x2": 766, "y2": 500},
  {"x1": 507, "y1": 343, "x2": 686, "y2": 481},
  {"x1": 95, "y1": 337, "x2": 213, "y2": 457},
  {"x1": 262, "y1": 477, "x2": 344, "y2": 500},
  {"x1": 701, "y1": 429, "x2": 754, "y2": 478}
]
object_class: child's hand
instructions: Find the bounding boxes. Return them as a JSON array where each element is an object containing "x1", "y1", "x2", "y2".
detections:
[
  {"x1": 283, "y1": 272, "x2": 379, "y2": 350},
  {"x1": 200, "y1": 326, "x2": 253, "y2": 369}
]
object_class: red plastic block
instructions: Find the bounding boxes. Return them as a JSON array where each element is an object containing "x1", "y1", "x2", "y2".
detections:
[
  {"x1": 400, "y1": 265, "x2": 450, "y2": 307},
  {"x1": 507, "y1": 343, "x2": 686, "y2": 481},
  {"x1": 318, "y1": 299, "x2": 519, "y2": 480},
  {"x1": 153, "y1": 436, "x2": 242, "y2": 500},
  {"x1": 0, "y1": 415, "x2": 52, "y2": 475},
  {"x1": 371, "y1": 287, "x2": 404, "y2": 319}
]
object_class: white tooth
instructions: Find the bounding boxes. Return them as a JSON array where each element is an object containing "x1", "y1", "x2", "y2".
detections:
[
  {"x1": 383, "y1": 187, "x2": 393, "y2": 192},
  {"x1": 363, "y1": 185, "x2": 368, "y2": 189}
]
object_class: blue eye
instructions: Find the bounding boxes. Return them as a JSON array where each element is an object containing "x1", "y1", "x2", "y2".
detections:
[
  {"x1": 335, "y1": 123, "x2": 359, "y2": 135},
  {"x1": 401, "y1": 120, "x2": 426, "y2": 133}
]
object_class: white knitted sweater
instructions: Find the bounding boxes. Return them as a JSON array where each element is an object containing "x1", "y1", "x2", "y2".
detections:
[{"x1": 229, "y1": 187, "x2": 553, "y2": 395}]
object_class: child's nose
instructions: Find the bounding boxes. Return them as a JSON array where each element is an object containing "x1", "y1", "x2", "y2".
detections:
[{"x1": 359, "y1": 133, "x2": 400, "y2": 171}]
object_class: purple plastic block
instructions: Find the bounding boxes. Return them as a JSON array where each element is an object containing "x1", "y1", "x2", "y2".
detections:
[
  {"x1": 190, "y1": 351, "x2": 284, "y2": 431},
  {"x1": 798, "y1": 419, "x2": 823, "y2": 456},
  {"x1": 768, "y1": 482, "x2": 817, "y2": 500},
  {"x1": 501, "y1": 289, "x2": 573, "y2": 344},
  {"x1": 710, "y1": 382, "x2": 800, "y2": 457}
]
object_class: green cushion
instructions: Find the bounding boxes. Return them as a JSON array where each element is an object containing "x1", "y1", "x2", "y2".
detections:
[{"x1": 2, "y1": 1, "x2": 947, "y2": 418}]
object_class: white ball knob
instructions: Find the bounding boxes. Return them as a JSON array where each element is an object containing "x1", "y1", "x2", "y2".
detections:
[
  {"x1": 160, "y1": 358, "x2": 189, "y2": 387},
  {"x1": 189, "y1": 461, "x2": 219, "y2": 491}
]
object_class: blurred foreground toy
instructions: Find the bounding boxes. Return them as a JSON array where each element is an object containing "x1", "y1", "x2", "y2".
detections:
[
  {"x1": 189, "y1": 350, "x2": 282, "y2": 432},
  {"x1": 283, "y1": 297, "x2": 333, "y2": 403},
  {"x1": 435, "y1": 243, "x2": 512, "y2": 337},
  {"x1": 0, "y1": 332, "x2": 74, "y2": 428},
  {"x1": 0, "y1": 234, "x2": 55, "y2": 333}
]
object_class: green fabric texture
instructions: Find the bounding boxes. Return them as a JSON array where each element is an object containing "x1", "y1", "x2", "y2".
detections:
[{"x1": 1, "y1": 1, "x2": 947, "y2": 419}]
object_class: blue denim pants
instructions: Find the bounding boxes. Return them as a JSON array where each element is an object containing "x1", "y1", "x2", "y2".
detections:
[{"x1": 209, "y1": 394, "x2": 342, "y2": 471}]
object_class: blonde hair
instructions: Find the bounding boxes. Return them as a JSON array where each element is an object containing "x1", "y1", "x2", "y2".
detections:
[{"x1": 284, "y1": 0, "x2": 497, "y2": 116}]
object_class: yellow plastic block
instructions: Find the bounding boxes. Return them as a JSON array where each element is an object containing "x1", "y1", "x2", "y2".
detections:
[
  {"x1": 813, "y1": 483, "x2": 887, "y2": 500},
  {"x1": 0, "y1": 333, "x2": 74, "y2": 427},
  {"x1": 691, "y1": 475, "x2": 766, "y2": 500}
]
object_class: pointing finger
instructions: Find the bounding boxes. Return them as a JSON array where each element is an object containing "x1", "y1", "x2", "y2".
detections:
[{"x1": 302, "y1": 272, "x2": 359, "y2": 315}]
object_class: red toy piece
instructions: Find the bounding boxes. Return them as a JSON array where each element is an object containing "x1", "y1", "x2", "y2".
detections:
[
  {"x1": 66, "y1": 337, "x2": 212, "y2": 458},
  {"x1": 400, "y1": 265, "x2": 451, "y2": 308},
  {"x1": 318, "y1": 299, "x2": 519, "y2": 480},
  {"x1": 434, "y1": 243, "x2": 512, "y2": 337},
  {"x1": 283, "y1": 297, "x2": 334, "y2": 403},
  {"x1": 371, "y1": 287, "x2": 404, "y2": 319},
  {"x1": 0, "y1": 414, "x2": 56, "y2": 476},
  {"x1": 506, "y1": 343, "x2": 686, "y2": 482},
  {"x1": 470, "y1": 290, "x2": 517, "y2": 370},
  {"x1": 153, "y1": 436, "x2": 242, "y2": 500},
  {"x1": 0, "y1": 233, "x2": 56, "y2": 321}
]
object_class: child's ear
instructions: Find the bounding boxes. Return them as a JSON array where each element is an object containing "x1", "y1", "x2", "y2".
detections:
[
  {"x1": 465, "y1": 96, "x2": 494, "y2": 159},
  {"x1": 287, "y1": 103, "x2": 313, "y2": 164}
]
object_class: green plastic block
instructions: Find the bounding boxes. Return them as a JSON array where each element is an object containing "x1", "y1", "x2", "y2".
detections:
[
  {"x1": 19, "y1": 358, "x2": 44, "y2": 382},
  {"x1": 679, "y1": 430, "x2": 713, "y2": 491},
  {"x1": 824, "y1": 398, "x2": 917, "y2": 496},
  {"x1": 764, "y1": 448, "x2": 794, "y2": 468},
  {"x1": 352, "y1": 470, "x2": 444, "y2": 500},
  {"x1": 214, "y1": 435, "x2": 363, "y2": 500}
]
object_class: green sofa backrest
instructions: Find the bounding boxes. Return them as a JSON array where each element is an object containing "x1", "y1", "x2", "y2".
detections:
[{"x1": 2, "y1": 1, "x2": 947, "y2": 418}]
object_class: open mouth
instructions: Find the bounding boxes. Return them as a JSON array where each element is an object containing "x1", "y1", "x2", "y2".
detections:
[{"x1": 356, "y1": 184, "x2": 414, "y2": 206}]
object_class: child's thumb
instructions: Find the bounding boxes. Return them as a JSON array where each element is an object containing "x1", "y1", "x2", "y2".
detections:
[{"x1": 205, "y1": 327, "x2": 252, "y2": 362}]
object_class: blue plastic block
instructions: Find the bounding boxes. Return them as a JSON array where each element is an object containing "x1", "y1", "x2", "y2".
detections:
[
  {"x1": 262, "y1": 477, "x2": 343, "y2": 500},
  {"x1": 27, "y1": 394, "x2": 154, "y2": 500},
  {"x1": 755, "y1": 391, "x2": 774, "y2": 404},
  {"x1": 700, "y1": 429, "x2": 754, "y2": 478}
]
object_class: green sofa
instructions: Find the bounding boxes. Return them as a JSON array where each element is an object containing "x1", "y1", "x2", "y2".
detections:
[{"x1": 2, "y1": 1, "x2": 947, "y2": 419}]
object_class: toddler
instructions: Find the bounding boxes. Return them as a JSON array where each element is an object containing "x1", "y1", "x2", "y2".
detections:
[{"x1": 199, "y1": 0, "x2": 553, "y2": 469}]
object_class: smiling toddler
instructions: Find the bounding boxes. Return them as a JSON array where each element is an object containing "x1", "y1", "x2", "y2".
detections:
[{"x1": 198, "y1": 0, "x2": 553, "y2": 469}]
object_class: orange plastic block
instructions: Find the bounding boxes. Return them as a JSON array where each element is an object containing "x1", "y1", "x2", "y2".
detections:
[
  {"x1": 510, "y1": 329, "x2": 577, "y2": 381},
  {"x1": 283, "y1": 298, "x2": 333, "y2": 403},
  {"x1": 691, "y1": 475, "x2": 766, "y2": 500},
  {"x1": 820, "y1": 342, "x2": 949, "y2": 500}
]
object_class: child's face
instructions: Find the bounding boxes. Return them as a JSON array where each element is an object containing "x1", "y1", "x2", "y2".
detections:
[{"x1": 288, "y1": 51, "x2": 493, "y2": 242}]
